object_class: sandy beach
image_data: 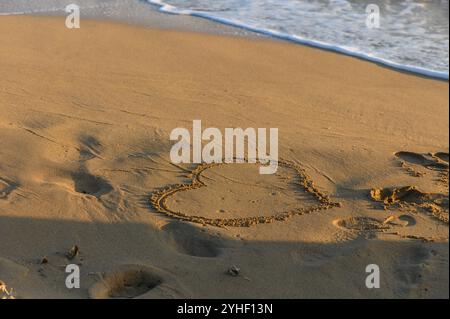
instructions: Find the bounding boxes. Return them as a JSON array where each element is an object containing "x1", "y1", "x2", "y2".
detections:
[{"x1": 0, "y1": 15, "x2": 448, "y2": 299}]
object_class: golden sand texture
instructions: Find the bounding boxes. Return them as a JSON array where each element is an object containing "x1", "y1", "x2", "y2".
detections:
[{"x1": 0, "y1": 16, "x2": 448, "y2": 298}]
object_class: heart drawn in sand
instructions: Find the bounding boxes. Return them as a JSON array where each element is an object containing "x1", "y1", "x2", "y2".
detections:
[{"x1": 150, "y1": 159, "x2": 341, "y2": 227}]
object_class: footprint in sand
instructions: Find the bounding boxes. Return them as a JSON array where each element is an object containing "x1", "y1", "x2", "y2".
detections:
[
  {"x1": 89, "y1": 265, "x2": 189, "y2": 299},
  {"x1": 78, "y1": 135, "x2": 104, "y2": 161},
  {"x1": 394, "y1": 214, "x2": 417, "y2": 227},
  {"x1": 72, "y1": 135, "x2": 112, "y2": 196},
  {"x1": 434, "y1": 152, "x2": 449, "y2": 163},
  {"x1": 333, "y1": 214, "x2": 417, "y2": 239},
  {"x1": 366, "y1": 151, "x2": 450, "y2": 225},
  {"x1": 333, "y1": 216, "x2": 390, "y2": 232},
  {"x1": 162, "y1": 221, "x2": 222, "y2": 258},
  {"x1": 149, "y1": 159, "x2": 341, "y2": 227},
  {"x1": 395, "y1": 151, "x2": 449, "y2": 170},
  {"x1": 71, "y1": 171, "x2": 113, "y2": 197},
  {"x1": 37, "y1": 168, "x2": 113, "y2": 198},
  {"x1": 35, "y1": 135, "x2": 113, "y2": 198},
  {"x1": 370, "y1": 186, "x2": 449, "y2": 224},
  {"x1": 0, "y1": 178, "x2": 17, "y2": 199},
  {"x1": 394, "y1": 151, "x2": 449, "y2": 185},
  {"x1": 392, "y1": 245, "x2": 434, "y2": 297}
]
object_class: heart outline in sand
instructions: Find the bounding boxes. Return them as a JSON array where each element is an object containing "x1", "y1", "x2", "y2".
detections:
[{"x1": 150, "y1": 159, "x2": 341, "y2": 227}]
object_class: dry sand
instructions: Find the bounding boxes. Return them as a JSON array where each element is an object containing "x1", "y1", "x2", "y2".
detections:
[{"x1": 0, "y1": 16, "x2": 448, "y2": 299}]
